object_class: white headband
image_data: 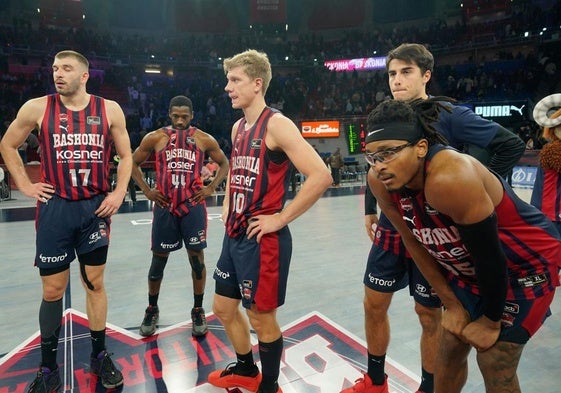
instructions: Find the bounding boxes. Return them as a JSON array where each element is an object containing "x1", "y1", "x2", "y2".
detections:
[{"x1": 533, "y1": 93, "x2": 561, "y2": 128}]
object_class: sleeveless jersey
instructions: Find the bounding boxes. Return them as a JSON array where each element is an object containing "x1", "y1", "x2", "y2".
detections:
[
  {"x1": 392, "y1": 144, "x2": 560, "y2": 300},
  {"x1": 530, "y1": 166, "x2": 561, "y2": 223},
  {"x1": 374, "y1": 213, "x2": 408, "y2": 257},
  {"x1": 226, "y1": 107, "x2": 291, "y2": 238},
  {"x1": 154, "y1": 126, "x2": 204, "y2": 216},
  {"x1": 40, "y1": 94, "x2": 112, "y2": 200},
  {"x1": 375, "y1": 100, "x2": 503, "y2": 256}
]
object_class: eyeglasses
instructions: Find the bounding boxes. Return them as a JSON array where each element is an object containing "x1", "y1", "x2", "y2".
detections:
[{"x1": 364, "y1": 142, "x2": 414, "y2": 165}]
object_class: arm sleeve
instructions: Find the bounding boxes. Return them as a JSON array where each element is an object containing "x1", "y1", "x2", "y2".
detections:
[
  {"x1": 456, "y1": 212, "x2": 508, "y2": 321},
  {"x1": 486, "y1": 126, "x2": 526, "y2": 178},
  {"x1": 364, "y1": 185, "x2": 378, "y2": 215}
]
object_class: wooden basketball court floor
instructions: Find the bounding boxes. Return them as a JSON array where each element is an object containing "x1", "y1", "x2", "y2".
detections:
[{"x1": 0, "y1": 185, "x2": 559, "y2": 392}]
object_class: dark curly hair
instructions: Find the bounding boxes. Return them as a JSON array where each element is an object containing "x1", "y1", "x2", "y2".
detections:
[{"x1": 366, "y1": 97, "x2": 455, "y2": 145}]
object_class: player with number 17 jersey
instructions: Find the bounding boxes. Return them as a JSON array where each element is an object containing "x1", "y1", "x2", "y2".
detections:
[{"x1": 40, "y1": 94, "x2": 112, "y2": 200}]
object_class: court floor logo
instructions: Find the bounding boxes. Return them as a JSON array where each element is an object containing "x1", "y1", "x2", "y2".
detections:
[{"x1": 0, "y1": 310, "x2": 419, "y2": 392}]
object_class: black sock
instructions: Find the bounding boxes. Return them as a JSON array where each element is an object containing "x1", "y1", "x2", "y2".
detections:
[
  {"x1": 40, "y1": 330, "x2": 61, "y2": 371},
  {"x1": 194, "y1": 294, "x2": 203, "y2": 308},
  {"x1": 367, "y1": 352, "x2": 386, "y2": 385},
  {"x1": 90, "y1": 329, "x2": 106, "y2": 357},
  {"x1": 258, "y1": 381, "x2": 279, "y2": 393},
  {"x1": 418, "y1": 367, "x2": 434, "y2": 393},
  {"x1": 39, "y1": 299, "x2": 63, "y2": 371},
  {"x1": 235, "y1": 350, "x2": 258, "y2": 375},
  {"x1": 148, "y1": 294, "x2": 159, "y2": 307},
  {"x1": 259, "y1": 336, "x2": 283, "y2": 388}
]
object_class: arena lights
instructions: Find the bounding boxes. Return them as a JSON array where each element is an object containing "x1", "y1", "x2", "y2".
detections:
[{"x1": 144, "y1": 65, "x2": 161, "y2": 74}]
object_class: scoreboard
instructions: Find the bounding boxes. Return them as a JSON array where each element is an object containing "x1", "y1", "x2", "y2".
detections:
[{"x1": 346, "y1": 122, "x2": 367, "y2": 155}]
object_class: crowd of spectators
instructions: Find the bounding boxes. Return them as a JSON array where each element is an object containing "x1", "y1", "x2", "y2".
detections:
[{"x1": 1, "y1": 1, "x2": 560, "y2": 156}]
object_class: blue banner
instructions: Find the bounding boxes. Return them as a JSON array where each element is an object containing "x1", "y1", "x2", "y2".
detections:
[{"x1": 511, "y1": 166, "x2": 537, "y2": 189}]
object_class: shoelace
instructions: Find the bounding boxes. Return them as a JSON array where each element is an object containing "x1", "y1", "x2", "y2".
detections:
[{"x1": 100, "y1": 353, "x2": 118, "y2": 375}]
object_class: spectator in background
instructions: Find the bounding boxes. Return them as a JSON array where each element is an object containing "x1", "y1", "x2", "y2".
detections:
[
  {"x1": 140, "y1": 112, "x2": 153, "y2": 131},
  {"x1": 17, "y1": 138, "x2": 28, "y2": 163},
  {"x1": 26, "y1": 130, "x2": 40, "y2": 161},
  {"x1": 128, "y1": 128, "x2": 141, "y2": 151},
  {"x1": 201, "y1": 157, "x2": 220, "y2": 187},
  {"x1": 327, "y1": 147, "x2": 344, "y2": 187},
  {"x1": 205, "y1": 157, "x2": 219, "y2": 176}
]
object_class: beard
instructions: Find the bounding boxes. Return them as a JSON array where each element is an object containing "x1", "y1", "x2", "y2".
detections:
[{"x1": 55, "y1": 79, "x2": 80, "y2": 96}]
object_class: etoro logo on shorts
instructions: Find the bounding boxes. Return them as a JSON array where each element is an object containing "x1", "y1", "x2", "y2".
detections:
[
  {"x1": 160, "y1": 240, "x2": 181, "y2": 249},
  {"x1": 214, "y1": 267, "x2": 230, "y2": 279},
  {"x1": 39, "y1": 252, "x2": 68, "y2": 264},
  {"x1": 368, "y1": 273, "x2": 396, "y2": 288}
]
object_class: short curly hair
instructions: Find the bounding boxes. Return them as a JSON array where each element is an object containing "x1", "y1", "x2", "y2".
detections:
[{"x1": 169, "y1": 95, "x2": 193, "y2": 112}]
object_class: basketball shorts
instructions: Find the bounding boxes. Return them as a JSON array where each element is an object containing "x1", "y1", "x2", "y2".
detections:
[
  {"x1": 364, "y1": 242, "x2": 441, "y2": 308},
  {"x1": 35, "y1": 194, "x2": 110, "y2": 270},
  {"x1": 214, "y1": 226, "x2": 292, "y2": 311},
  {"x1": 452, "y1": 285, "x2": 556, "y2": 344},
  {"x1": 151, "y1": 203, "x2": 207, "y2": 253}
]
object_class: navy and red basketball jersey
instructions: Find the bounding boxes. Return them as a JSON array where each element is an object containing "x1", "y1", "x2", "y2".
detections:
[
  {"x1": 40, "y1": 94, "x2": 112, "y2": 200},
  {"x1": 373, "y1": 99, "x2": 508, "y2": 255},
  {"x1": 154, "y1": 126, "x2": 204, "y2": 216},
  {"x1": 226, "y1": 107, "x2": 291, "y2": 238},
  {"x1": 531, "y1": 166, "x2": 561, "y2": 224},
  {"x1": 393, "y1": 144, "x2": 560, "y2": 300}
]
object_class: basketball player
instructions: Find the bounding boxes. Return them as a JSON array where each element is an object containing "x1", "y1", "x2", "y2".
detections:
[
  {"x1": 365, "y1": 99, "x2": 559, "y2": 393},
  {"x1": 346, "y1": 43, "x2": 525, "y2": 393},
  {"x1": 207, "y1": 49, "x2": 332, "y2": 393},
  {"x1": 131, "y1": 95, "x2": 229, "y2": 337},
  {"x1": 0, "y1": 50, "x2": 132, "y2": 392}
]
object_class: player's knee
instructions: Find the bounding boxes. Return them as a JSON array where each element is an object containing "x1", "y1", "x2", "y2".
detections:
[
  {"x1": 39, "y1": 265, "x2": 69, "y2": 300},
  {"x1": 42, "y1": 285, "x2": 66, "y2": 301},
  {"x1": 188, "y1": 253, "x2": 205, "y2": 280},
  {"x1": 148, "y1": 254, "x2": 169, "y2": 281},
  {"x1": 415, "y1": 302, "x2": 441, "y2": 332},
  {"x1": 247, "y1": 308, "x2": 280, "y2": 340},
  {"x1": 363, "y1": 289, "x2": 392, "y2": 316},
  {"x1": 213, "y1": 282, "x2": 241, "y2": 321},
  {"x1": 78, "y1": 247, "x2": 108, "y2": 291}
]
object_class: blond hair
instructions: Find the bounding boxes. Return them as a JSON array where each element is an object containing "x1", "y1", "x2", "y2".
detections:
[{"x1": 223, "y1": 49, "x2": 272, "y2": 95}]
